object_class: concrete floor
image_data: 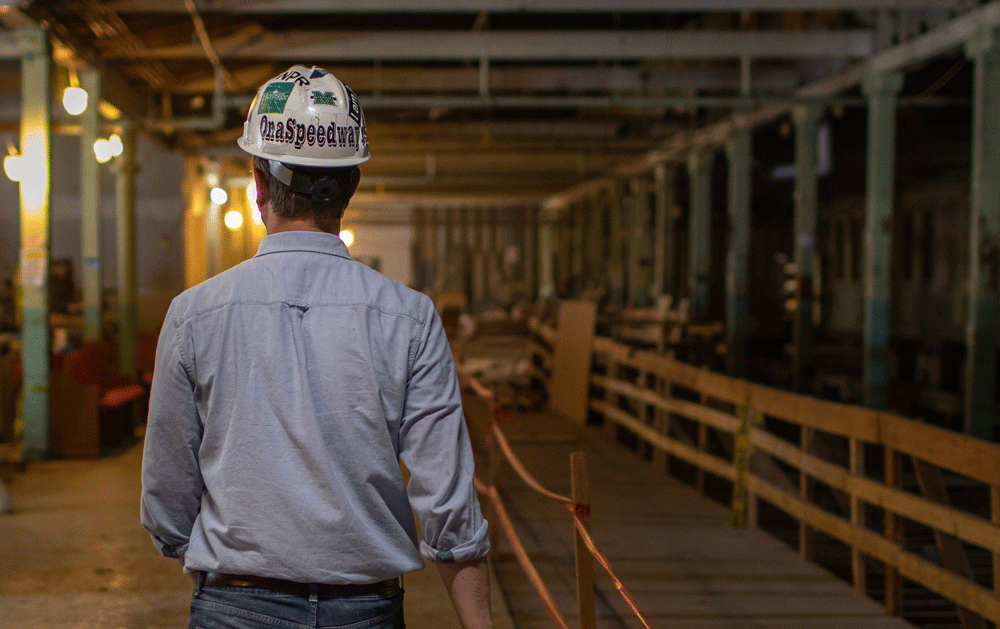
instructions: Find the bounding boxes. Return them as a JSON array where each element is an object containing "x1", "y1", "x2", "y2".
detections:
[{"x1": 0, "y1": 439, "x2": 514, "y2": 629}]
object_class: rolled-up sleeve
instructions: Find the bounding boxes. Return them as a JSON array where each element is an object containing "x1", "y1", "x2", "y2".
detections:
[
  {"x1": 399, "y1": 300, "x2": 489, "y2": 564},
  {"x1": 140, "y1": 304, "x2": 204, "y2": 560}
]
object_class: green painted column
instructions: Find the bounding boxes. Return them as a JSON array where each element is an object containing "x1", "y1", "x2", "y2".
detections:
[
  {"x1": 792, "y1": 104, "x2": 822, "y2": 394},
  {"x1": 116, "y1": 124, "x2": 137, "y2": 379},
  {"x1": 963, "y1": 31, "x2": 1000, "y2": 439},
  {"x1": 652, "y1": 162, "x2": 675, "y2": 301},
  {"x1": 687, "y1": 150, "x2": 712, "y2": 321},
  {"x1": 862, "y1": 71, "x2": 903, "y2": 411},
  {"x1": 80, "y1": 68, "x2": 102, "y2": 343},
  {"x1": 726, "y1": 121, "x2": 753, "y2": 378},
  {"x1": 538, "y1": 208, "x2": 555, "y2": 299},
  {"x1": 629, "y1": 176, "x2": 652, "y2": 307},
  {"x1": 607, "y1": 181, "x2": 625, "y2": 309},
  {"x1": 18, "y1": 28, "x2": 52, "y2": 460},
  {"x1": 581, "y1": 194, "x2": 602, "y2": 291}
]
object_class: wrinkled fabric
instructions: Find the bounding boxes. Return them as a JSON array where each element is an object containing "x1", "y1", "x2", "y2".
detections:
[{"x1": 142, "y1": 231, "x2": 488, "y2": 584}]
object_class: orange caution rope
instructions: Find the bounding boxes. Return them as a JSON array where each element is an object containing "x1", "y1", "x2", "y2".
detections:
[{"x1": 474, "y1": 478, "x2": 571, "y2": 629}]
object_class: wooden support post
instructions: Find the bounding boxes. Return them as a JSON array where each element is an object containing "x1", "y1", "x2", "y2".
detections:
[
  {"x1": 849, "y1": 437, "x2": 867, "y2": 594},
  {"x1": 571, "y1": 452, "x2": 596, "y2": 629},
  {"x1": 629, "y1": 177, "x2": 653, "y2": 307},
  {"x1": 799, "y1": 426, "x2": 815, "y2": 562},
  {"x1": 884, "y1": 446, "x2": 903, "y2": 616}
]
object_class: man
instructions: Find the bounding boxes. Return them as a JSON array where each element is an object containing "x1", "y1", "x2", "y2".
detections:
[{"x1": 141, "y1": 65, "x2": 492, "y2": 629}]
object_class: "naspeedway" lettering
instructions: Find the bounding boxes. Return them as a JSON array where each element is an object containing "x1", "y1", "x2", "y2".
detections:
[{"x1": 258, "y1": 115, "x2": 367, "y2": 151}]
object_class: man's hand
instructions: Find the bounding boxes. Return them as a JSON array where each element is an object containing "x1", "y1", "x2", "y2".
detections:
[{"x1": 435, "y1": 557, "x2": 493, "y2": 629}]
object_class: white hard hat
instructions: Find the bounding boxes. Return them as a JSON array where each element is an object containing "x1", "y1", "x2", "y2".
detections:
[{"x1": 238, "y1": 65, "x2": 370, "y2": 167}]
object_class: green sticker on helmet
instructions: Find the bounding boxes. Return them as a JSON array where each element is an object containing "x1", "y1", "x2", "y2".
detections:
[
  {"x1": 311, "y1": 91, "x2": 337, "y2": 106},
  {"x1": 257, "y1": 82, "x2": 295, "y2": 114}
]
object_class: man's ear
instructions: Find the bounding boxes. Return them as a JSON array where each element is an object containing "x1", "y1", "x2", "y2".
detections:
[{"x1": 252, "y1": 167, "x2": 270, "y2": 208}]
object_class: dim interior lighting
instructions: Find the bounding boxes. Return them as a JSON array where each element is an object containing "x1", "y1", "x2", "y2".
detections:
[
  {"x1": 98, "y1": 100, "x2": 121, "y2": 121},
  {"x1": 4, "y1": 154, "x2": 24, "y2": 182},
  {"x1": 93, "y1": 138, "x2": 113, "y2": 163},
  {"x1": 224, "y1": 209, "x2": 244, "y2": 231},
  {"x1": 108, "y1": 133, "x2": 123, "y2": 157},
  {"x1": 339, "y1": 229, "x2": 354, "y2": 247},
  {"x1": 93, "y1": 134, "x2": 122, "y2": 164},
  {"x1": 210, "y1": 186, "x2": 228, "y2": 205},
  {"x1": 62, "y1": 86, "x2": 88, "y2": 115}
]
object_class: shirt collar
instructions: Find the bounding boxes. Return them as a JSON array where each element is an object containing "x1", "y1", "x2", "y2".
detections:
[{"x1": 254, "y1": 231, "x2": 352, "y2": 261}]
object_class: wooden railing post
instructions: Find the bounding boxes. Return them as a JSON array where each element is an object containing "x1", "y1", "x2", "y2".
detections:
[
  {"x1": 731, "y1": 402, "x2": 752, "y2": 528},
  {"x1": 695, "y1": 391, "x2": 708, "y2": 495},
  {"x1": 571, "y1": 451, "x2": 596, "y2": 629},
  {"x1": 849, "y1": 437, "x2": 867, "y2": 595},
  {"x1": 799, "y1": 426, "x2": 815, "y2": 562},
  {"x1": 884, "y1": 446, "x2": 903, "y2": 616}
]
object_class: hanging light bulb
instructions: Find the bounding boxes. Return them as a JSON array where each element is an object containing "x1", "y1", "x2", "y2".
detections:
[
  {"x1": 3, "y1": 154, "x2": 24, "y2": 182},
  {"x1": 93, "y1": 138, "x2": 113, "y2": 164},
  {"x1": 224, "y1": 209, "x2": 244, "y2": 231},
  {"x1": 339, "y1": 229, "x2": 354, "y2": 247},
  {"x1": 107, "y1": 133, "x2": 123, "y2": 157},
  {"x1": 62, "y1": 86, "x2": 88, "y2": 115},
  {"x1": 210, "y1": 187, "x2": 228, "y2": 205}
]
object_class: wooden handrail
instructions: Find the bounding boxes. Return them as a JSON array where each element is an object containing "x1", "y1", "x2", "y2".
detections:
[{"x1": 589, "y1": 333, "x2": 1000, "y2": 625}]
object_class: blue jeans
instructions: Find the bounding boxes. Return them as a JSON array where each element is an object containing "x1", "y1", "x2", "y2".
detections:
[{"x1": 188, "y1": 581, "x2": 405, "y2": 629}]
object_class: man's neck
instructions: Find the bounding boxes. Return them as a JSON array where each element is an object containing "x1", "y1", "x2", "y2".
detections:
[{"x1": 266, "y1": 215, "x2": 341, "y2": 236}]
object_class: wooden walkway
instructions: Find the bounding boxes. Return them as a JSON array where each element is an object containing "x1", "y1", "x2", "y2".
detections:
[{"x1": 463, "y1": 394, "x2": 916, "y2": 629}]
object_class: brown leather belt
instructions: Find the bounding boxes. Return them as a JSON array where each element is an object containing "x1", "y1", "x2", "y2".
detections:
[{"x1": 200, "y1": 572, "x2": 400, "y2": 599}]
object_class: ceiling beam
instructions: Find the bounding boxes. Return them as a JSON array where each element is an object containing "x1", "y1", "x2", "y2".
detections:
[
  {"x1": 169, "y1": 63, "x2": 801, "y2": 95},
  {"x1": 548, "y1": 0, "x2": 1000, "y2": 204},
  {"x1": 111, "y1": 29, "x2": 874, "y2": 61},
  {"x1": 106, "y1": 0, "x2": 962, "y2": 13}
]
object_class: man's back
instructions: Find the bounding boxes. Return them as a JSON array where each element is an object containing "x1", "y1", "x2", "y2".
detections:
[{"x1": 142, "y1": 230, "x2": 487, "y2": 584}]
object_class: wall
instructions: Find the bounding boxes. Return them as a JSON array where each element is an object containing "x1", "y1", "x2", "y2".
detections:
[{"x1": 0, "y1": 130, "x2": 185, "y2": 333}]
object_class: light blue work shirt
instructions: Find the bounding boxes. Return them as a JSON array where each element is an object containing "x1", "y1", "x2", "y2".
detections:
[{"x1": 141, "y1": 230, "x2": 489, "y2": 584}]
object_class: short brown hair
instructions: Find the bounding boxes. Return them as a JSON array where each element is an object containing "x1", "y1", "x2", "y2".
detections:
[{"x1": 252, "y1": 155, "x2": 357, "y2": 221}]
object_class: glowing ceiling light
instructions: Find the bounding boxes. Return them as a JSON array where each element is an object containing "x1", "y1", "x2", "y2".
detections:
[
  {"x1": 93, "y1": 138, "x2": 113, "y2": 164},
  {"x1": 224, "y1": 209, "x2": 244, "y2": 231},
  {"x1": 339, "y1": 229, "x2": 354, "y2": 247},
  {"x1": 3, "y1": 154, "x2": 24, "y2": 182},
  {"x1": 107, "y1": 133, "x2": 123, "y2": 157},
  {"x1": 210, "y1": 187, "x2": 228, "y2": 205},
  {"x1": 62, "y1": 86, "x2": 88, "y2": 116}
]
